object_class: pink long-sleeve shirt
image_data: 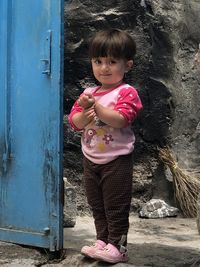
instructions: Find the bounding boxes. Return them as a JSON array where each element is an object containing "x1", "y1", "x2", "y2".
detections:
[{"x1": 68, "y1": 83, "x2": 143, "y2": 164}]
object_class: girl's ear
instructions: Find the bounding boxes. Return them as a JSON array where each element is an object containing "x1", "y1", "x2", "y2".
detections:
[{"x1": 125, "y1": 60, "x2": 134, "y2": 72}]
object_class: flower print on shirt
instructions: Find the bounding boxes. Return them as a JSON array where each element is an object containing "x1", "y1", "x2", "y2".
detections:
[
  {"x1": 84, "y1": 129, "x2": 97, "y2": 148},
  {"x1": 83, "y1": 126, "x2": 114, "y2": 152},
  {"x1": 102, "y1": 134, "x2": 114, "y2": 145}
]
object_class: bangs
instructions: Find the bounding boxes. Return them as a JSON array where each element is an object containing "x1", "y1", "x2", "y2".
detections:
[
  {"x1": 89, "y1": 40, "x2": 123, "y2": 59},
  {"x1": 89, "y1": 29, "x2": 136, "y2": 60}
]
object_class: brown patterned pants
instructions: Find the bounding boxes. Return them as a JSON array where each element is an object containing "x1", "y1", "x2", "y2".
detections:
[{"x1": 83, "y1": 153, "x2": 133, "y2": 248}]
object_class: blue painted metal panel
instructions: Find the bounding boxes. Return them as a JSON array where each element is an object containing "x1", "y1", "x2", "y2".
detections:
[{"x1": 0, "y1": 0, "x2": 64, "y2": 251}]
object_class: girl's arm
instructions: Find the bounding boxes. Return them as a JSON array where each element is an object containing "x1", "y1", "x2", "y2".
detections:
[
  {"x1": 95, "y1": 102, "x2": 126, "y2": 128},
  {"x1": 95, "y1": 87, "x2": 143, "y2": 129},
  {"x1": 68, "y1": 93, "x2": 96, "y2": 130},
  {"x1": 71, "y1": 106, "x2": 95, "y2": 130}
]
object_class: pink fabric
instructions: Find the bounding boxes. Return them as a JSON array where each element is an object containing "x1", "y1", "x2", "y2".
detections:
[
  {"x1": 81, "y1": 240, "x2": 106, "y2": 258},
  {"x1": 68, "y1": 83, "x2": 143, "y2": 164},
  {"x1": 93, "y1": 243, "x2": 128, "y2": 263}
]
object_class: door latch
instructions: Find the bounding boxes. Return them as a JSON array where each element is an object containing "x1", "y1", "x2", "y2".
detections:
[{"x1": 41, "y1": 30, "x2": 52, "y2": 76}]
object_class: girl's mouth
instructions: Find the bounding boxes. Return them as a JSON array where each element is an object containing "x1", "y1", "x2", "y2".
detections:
[{"x1": 100, "y1": 74, "x2": 111, "y2": 76}]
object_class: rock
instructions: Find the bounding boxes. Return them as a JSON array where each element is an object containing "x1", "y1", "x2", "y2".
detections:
[
  {"x1": 63, "y1": 177, "x2": 77, "y2": 227},
  {"x1": 139, "y1": 199, "x2": 179, "y2": 218},
  {"x1": 63, "y1": 0, "x2": 200, "y2": 214},
  {"x1": 195, "y1": 44, "x2": 200, "y2": 71},
  {"x1": 197, "y1": 194, "x2": 200, "y2": 234}
]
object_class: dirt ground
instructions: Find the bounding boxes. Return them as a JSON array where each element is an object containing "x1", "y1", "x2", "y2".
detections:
[
  {"x1": 0, "y1": 214, "x2": 200, "y2": 267},
  {"x1": 63, "y1": 215, "x2": 200, "y2": 267}
]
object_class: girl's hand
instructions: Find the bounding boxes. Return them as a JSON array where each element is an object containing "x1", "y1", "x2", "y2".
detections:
[
  {"x1": 82, "y1": 105, "x2": 96, "y2": 120},
  {"x1": 78, "y1": 93, "x2": 95, "y2": 109},
  {"x1": 71, "y1": 105, "x2": 96, "y2": 130}
]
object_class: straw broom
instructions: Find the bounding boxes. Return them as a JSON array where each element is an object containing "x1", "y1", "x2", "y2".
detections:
[{"x1": 159, "y1": 146, "x2": 200, "y2": 218}]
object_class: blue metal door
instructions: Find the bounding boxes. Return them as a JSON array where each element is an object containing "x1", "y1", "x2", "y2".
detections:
[{"x1": 0, "y1": 1, "x2": 64, "y2": 251}]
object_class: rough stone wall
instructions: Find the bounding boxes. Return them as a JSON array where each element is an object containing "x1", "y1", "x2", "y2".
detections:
[{"x1": 63, "y1": 0, "x2": 200, "y2": 213}]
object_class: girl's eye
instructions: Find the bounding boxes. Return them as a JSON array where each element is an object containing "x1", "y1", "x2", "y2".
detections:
[
  {"x1": 94, "y1": 59, "x2": 101, "y2": 64},
  {"x1": 108, "y1": 60, "x2": 117, "y2": 65}
]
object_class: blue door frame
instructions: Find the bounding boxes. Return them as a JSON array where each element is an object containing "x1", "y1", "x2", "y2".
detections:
[{"x1": 0, "y1": 1, "x2": 64, "y2": 251}]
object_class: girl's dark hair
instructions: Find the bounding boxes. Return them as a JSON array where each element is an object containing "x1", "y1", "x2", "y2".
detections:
[{"x1": 89, "y1": 29, "x2": 136, "y2": 60}]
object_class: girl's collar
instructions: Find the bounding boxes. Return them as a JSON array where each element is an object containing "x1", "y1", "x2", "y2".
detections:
[{"x1": 93, "y1": 82, "x2": 125, "y2": 95}]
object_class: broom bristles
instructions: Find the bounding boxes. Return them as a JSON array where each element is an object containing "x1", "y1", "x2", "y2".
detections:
[{"x1": 159, "y1": 147, "x2": 200, "y2": 217}]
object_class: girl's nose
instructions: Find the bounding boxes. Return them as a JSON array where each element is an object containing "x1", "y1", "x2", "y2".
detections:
[{"x1": 101, "y1": 63, "x2": 109, "y2": 71}]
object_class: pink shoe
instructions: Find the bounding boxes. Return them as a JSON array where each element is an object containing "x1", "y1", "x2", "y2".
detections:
[
  {"x1": 81, "y1": 240, "x2": 106, "y2": 259},
  {"x1": 94, "y1": 243, "x2": 128, "y2": 263}
]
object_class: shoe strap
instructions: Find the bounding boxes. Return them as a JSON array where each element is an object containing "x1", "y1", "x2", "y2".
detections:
[
  {"x1": 119, "y1": 245, "x2": 126, "y2": 253},
  {"x1": 118, "y1": 235, "x2": 127, "y2": 253}
]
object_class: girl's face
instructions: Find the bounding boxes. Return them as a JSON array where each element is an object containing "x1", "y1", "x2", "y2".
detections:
[{"x1": 91, "y1": 57, "x2": 133, "y2": 90}]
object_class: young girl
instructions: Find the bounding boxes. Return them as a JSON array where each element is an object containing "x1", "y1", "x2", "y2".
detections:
[{"x1": 68, "y1": 28, "x2": 143, "y2": 264}]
